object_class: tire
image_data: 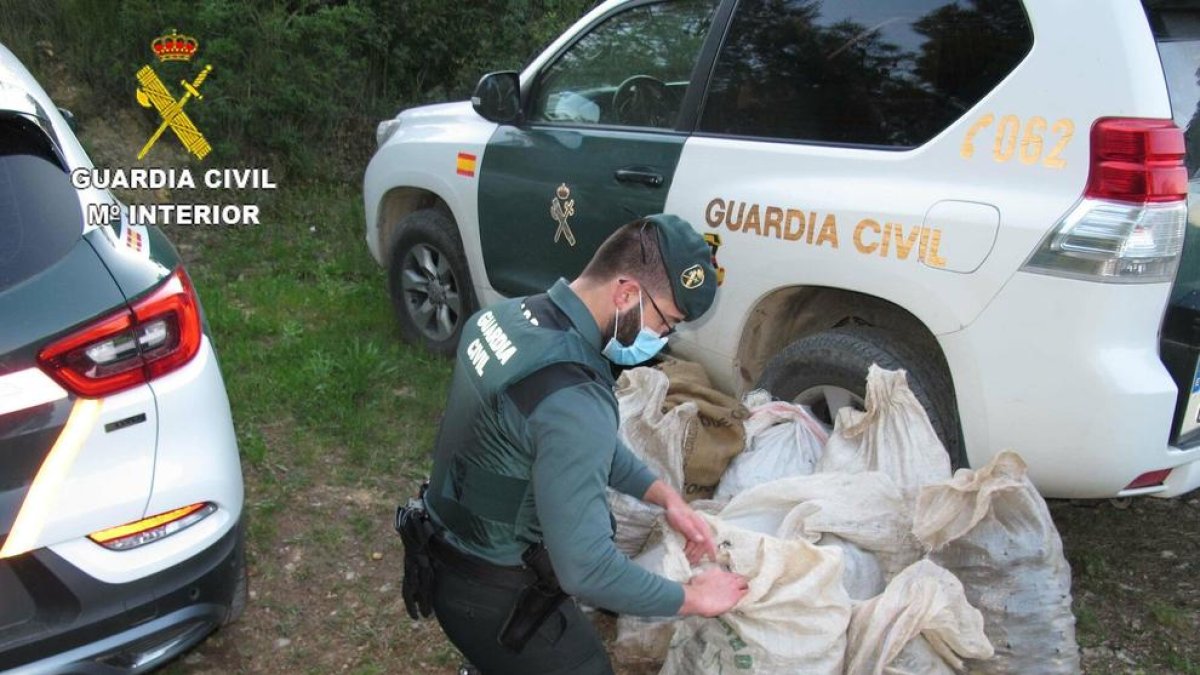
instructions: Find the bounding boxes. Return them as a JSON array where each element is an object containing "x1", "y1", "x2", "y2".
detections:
[
  {"x1": 387, "y1": 209, "x2": 478, "y2": 356},
  {"x1": 754, "y1": 326, "x2": 965, "y2": 468},
  {"x1": 223, "y1": 527, "x2": 248, "y2": 625}
]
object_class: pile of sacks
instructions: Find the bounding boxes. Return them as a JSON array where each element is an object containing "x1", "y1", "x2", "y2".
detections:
[{"x1": 609, "y1": 360, "x2": 1079, "y2": 674}]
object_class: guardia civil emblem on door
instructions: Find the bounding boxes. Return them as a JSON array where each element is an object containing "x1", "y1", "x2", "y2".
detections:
[{"x1": 550, "y1": 183, "x2": 576, "y2": 247}]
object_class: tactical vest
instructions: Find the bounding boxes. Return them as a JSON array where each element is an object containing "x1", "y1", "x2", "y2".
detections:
[{"x1": 425, "y1": 292, "x2": 614, "y2": 564}]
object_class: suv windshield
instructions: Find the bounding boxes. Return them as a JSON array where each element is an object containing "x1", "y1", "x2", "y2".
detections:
[
  {"x1": 0, "y1": 113, "x2": 81, "y2": 293},
  {"x1": 1145, "y1": 1, "x2": 1200, "y2": 300}
]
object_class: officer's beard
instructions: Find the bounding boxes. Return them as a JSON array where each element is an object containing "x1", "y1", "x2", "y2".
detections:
[{"x1": 607, "y1": 303, "x2": 644, "y2": 347}]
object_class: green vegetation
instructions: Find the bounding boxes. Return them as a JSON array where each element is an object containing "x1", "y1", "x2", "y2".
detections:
[
  {"x1": 183, "y1": 182, "x2": 452, "y2": 522},
  {"x1": 1072, "y1": 598, "x2": 1101, "y2": 647},
  {"x1": 0, "y1": 0, "x2": 591, "y2": 177},
  {"x1": 1166, "y1": 652, "x2": 1200, "y2": 675},
  {"x1": 1149, "y1": 601, "x2": 1189, "y2": 631}
]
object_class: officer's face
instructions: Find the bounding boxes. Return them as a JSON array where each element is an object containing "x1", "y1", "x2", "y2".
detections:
[{"x1": 609, "y1": 281, "x2": 681, "y2": 346}]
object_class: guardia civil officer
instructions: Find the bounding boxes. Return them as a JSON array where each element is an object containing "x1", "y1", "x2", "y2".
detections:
[{"x1": 398, "y1": 214, "x2": 748, "y2": 674}]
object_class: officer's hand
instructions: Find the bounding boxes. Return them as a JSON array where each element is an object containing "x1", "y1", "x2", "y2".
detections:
[
  {"x1": 679, "y1": 568, "x2": 749, "y2": 617},
  {"x1": 664, "y1": 502, "x2": 718, "y2": 564}
]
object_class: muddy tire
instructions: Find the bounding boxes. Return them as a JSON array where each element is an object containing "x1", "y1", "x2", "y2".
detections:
[
  {"x1": 755, "y1": 326, "x2": 965, "y2": 468},
  {"x1": 387, "y1": 209, "x2": 477, "y2": 356}
]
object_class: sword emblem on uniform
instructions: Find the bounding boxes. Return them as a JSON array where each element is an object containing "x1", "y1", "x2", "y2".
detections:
[
  {"x1": 135, "y1": 30, "x2": 213, "y2": 161},
  {"x1": 550, "y1": 183, "x2": 576, "y2": 247}
]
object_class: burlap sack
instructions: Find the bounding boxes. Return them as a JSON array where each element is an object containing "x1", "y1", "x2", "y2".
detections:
[
  {"x1": 659, "y1": 513, "x2": 851, "y2": 675},
  {"x1": 912, "y1": 451, "x2": 1079, "y2": 674},
  {"x1": 609, "y1": 367, "x2": 693, "y2": 556},
  {"x1": 845, "y1": 559, "x2": 993, "y2": 675},
  {"x1": 719, "y1": 471, "x2": 923, "y2": 581},
  {"x1": 657, "y1": 358, "x2": 748, "y2": 501},
  {"x1": 715, "y1": 392, "x2": 828, "y2": 500},
  {"x1": 818, "y1": 365, "x2": 951, "y2": 499}
]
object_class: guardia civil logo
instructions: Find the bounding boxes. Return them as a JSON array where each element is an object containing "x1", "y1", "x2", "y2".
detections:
[
  {"x1": 135, "y1": 29, "x2": 213, "y2": 161},
  {"x1": 68, "y1": 28, "x2": 273, "y2": 228},
  {"x1": 550, "y1": 183, "x2": 576, "y2": 247}
]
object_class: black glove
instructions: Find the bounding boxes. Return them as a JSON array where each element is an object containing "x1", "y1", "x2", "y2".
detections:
[{"x1": 396, "y1": 499, "x2": 436, "y2": 620}]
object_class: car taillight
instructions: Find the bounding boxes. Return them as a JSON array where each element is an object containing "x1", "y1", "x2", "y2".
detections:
[
  {"x1": 1085, "y1": 118, "x2": 1187, "y2": 203},
  {"x1": 1023, "y1": 118, "x2": 1188, "y2": 283},
  {"x1": 37, "y1": 268, "x2": 202, "y2": 397}
]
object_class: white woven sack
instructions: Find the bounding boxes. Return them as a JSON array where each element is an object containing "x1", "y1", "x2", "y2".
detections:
[
  {"x1": 658, "y1": 513, "x2": 851, "y2": 675},
  {"x1": 912, "y1": 451, "x2": 1079, "y2": 674},
  {"x1": 718, "y1": 472, "x2": 923, "y2": 580},
  {"x1": 818, "y1": 365, "x2": 951, "y2": 498},
  {"x1": 715, "y1": 397, "x2": 827, "y2": 500},
  {"x1": 609, "y1": 367, "x2": 695, "y2": 555},
  {"x1": 845, "y1": 559, "x2": 993, "y2": 675}
]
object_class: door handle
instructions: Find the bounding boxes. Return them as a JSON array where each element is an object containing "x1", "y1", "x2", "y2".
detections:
[{"x1": 614, "y1": 167, "x2": 664, "y2": 187}]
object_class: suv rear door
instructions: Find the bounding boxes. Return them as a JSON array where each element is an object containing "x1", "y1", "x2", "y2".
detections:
[
  {"x1": 476, "y1": 0, "x2": 724, "y2": 296},
  {"x1": 0, "y1": 112, "x2": 155, "y2": 560}
]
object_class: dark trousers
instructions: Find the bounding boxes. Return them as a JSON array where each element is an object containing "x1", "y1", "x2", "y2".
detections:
[{"x1": 430, "y1": 555, "x2": 613, "y2": 675}]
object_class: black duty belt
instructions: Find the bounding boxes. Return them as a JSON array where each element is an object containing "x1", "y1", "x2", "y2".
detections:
[{"x1": 428, "y1": 534, "x2": 537, "y2": 588}]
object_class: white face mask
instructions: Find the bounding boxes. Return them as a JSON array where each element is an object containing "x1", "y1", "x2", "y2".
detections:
[{"x1": 601, "y1": 290, "x2": 668, "y2": 366}]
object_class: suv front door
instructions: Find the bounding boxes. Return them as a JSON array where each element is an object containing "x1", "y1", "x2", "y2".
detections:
[{"x1": 476, "y1": 0, "x2": 722, "y2": 296}]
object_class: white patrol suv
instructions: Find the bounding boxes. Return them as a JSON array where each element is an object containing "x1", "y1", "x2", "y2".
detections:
[
  {"x1": 364, "y1": 0, "x2": 1200, "y2": 499},
  {"x1": 0, "y1": 44, "x2": 245, "y2": 670}
]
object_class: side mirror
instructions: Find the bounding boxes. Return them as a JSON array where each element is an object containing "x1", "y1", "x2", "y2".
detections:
[
  {"x1": 58, "y1": 107, "x2": 77, "y2": 133},
  {"x1": 471, "y1": 71, "x2": 521, "y2": 125}
]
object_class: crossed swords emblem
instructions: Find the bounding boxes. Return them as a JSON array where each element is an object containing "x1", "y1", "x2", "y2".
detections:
[
  {"x1": 135, "y1": 64, "x2": 212, "y2": 160},
  {"x1": 550, "y1": 183, "x2": 576, "y2": 247}
]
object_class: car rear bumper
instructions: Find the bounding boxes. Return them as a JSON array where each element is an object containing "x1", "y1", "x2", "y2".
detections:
[
  {"x1": 942, "y1": 272, "x2": 1200, "y2": 498},
  {"x1": 0, "y1": 516, "x2": 244, "y2": 673}
]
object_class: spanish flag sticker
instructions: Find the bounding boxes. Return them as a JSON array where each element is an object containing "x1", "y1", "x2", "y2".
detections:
[
  {"x1": 121, "y1": 223, "x2": 150, "y2": 258},
  {"x1": 456, "y1": 152, "x2": 477, "y2": 178}
]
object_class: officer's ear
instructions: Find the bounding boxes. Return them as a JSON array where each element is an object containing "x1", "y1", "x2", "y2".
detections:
[{"x1": 613, "y1": 277, "x2": 641, "y2": 312}]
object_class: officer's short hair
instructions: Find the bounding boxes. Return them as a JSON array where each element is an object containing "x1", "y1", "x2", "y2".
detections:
[{"x1": 580, "y1": 219, "x2": 672, "y2": 299}]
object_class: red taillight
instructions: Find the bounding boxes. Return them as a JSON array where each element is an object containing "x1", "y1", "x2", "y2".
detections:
[
  {"x1": 1123, "y1": 468, "x2": 1173, "y2": 491},
  {"x1": 1085, "y1": 118, "x2": 1188, "y2": 204},
  {"x1": 37, "y1": 268, "x2": 203, "y2": 397}
]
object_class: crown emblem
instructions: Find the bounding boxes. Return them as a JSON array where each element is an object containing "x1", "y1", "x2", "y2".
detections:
[{"x1": 151, "y1": 30, "x2": 198, "y2": 62}]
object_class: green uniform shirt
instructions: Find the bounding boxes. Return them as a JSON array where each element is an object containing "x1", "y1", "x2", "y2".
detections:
[{"x1": 425, "y1": 280, "x2": 684, "y2": 617}]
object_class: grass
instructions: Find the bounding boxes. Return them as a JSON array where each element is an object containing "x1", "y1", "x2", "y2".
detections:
[
  {"x1": 157, "y1": 180, "x2": 458, "y2": 673},
  {"x1": 1073, "y1": 599, "x2": 1102, "y2": 647},
  {"x1": 1166, "y1": 653, "x2": 1200, "y2": 675},
  {"x1": 1149, "y1": 602, "x2": 1190, "y2": 631},
  {"x1": 179, "y1": 181, "x2": 451, "y2": 487}
]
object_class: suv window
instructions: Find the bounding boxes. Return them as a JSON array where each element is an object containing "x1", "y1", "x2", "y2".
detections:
[
  {"x1": 699, "y1": 0, "x2": 1033, "y2": 147},
  {"x1": 531, "y1": 0, "x2": 718, "y2": 130},
  {"x1": 0, "y1": 115, "x2": 81, "y2": 293}
]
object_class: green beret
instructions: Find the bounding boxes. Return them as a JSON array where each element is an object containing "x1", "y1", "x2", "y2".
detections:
[{"x1": 646, "y1": 213, "x2": 717, "y2": 321}]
